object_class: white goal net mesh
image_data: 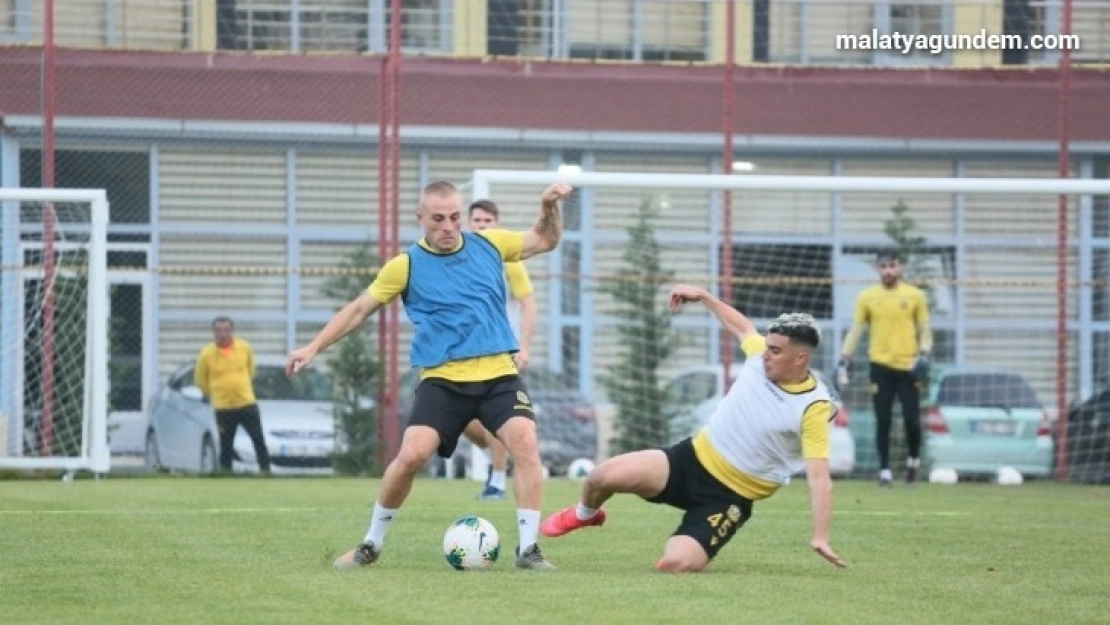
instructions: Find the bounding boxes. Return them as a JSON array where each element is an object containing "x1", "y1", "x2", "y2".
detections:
[
  {"x1": 1, "y1": 190, "x2": 109, "y2": 474},
  {"x1": 468, "y1": 169, "x2": 1110, "y2": 484}
]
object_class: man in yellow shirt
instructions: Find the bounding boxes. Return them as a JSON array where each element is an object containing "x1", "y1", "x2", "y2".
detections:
[
  {"x1": 838, "y1": 250, "x2": 933, "y2": 487},
  {"x1": 194, "y1": 316, "x2": 271, "y2": 474},
  {"x1": 287, "y1": 180, "x2": 571, "y2": 571},
  {"x1": 463, "y1": 199, "x2": 538, "y2": 500},
  {"x1": 541, "y1": 285, "x2": 846, "y2": 572}
]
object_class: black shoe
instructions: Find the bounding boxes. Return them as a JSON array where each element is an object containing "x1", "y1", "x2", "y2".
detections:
[
  {"x1": 515, "y1": 544, "x2": 556, "y2": 570},
  {"x1": 333, "y1": 541, "x2": 380, "y2": 571}
]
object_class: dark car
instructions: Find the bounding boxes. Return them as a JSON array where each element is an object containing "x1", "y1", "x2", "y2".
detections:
[
  {"x1": 1064, "y1": 388, "x2": 1110, "y2": 484},
  {"x1": 398, "y1": 368, "x2": 599, "y2": 477}
]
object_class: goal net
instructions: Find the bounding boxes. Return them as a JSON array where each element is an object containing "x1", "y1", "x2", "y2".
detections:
[
  {"x1": 0, "y1": 188, "x2": 110, "y2": 475},
  {"x1": 470, "y1": 168, "x2": 1110, "y2": 484}
]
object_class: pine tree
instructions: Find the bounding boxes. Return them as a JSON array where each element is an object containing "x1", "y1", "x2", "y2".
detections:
[
  {"x1": 320, "y1": 244, "x2": 383, "y2": 476},
  {"x1": 598, "y1": 198, "x2": 677, "y2": 454}
]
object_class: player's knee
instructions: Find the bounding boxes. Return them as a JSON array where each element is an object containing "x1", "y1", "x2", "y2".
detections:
[
  {"x1": 655, "y1": 555, "x2": 706, "y2": 573},
  {"x1": 392, "y1": 443, "x2": 434, "y2": 475},
  {"x1": 501, "y1": 423, "x2": 538, "y2": 460}
]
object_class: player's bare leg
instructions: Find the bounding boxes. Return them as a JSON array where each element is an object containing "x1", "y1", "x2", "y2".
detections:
[
  {"x1": 541, "y1": 450, "x2": 669, "y2": 538},
  {"x1": 656, "y1": 535, "x2": 709, "y2": 572},
  {"x1": 497, "y1": 416, "x2": 554, "y2": 569},
  {"x1": 464, "y1": 420, "x2": 509, "y2": 500},
  {"x1": 334, "y1": 425, "x2": 439, "y2": 570}
]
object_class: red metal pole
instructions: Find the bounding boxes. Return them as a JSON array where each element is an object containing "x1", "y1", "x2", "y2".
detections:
[
  {"x1": 719, "y1": 0, "x2": 736, "y2": 382},
  {"x1": 376, "y1": 50, "x2": 392, "y2": 468},
  {"x1": 1054, "y1": 0, "x2": 1074, "y2": 481},
  {"x1": 384, "y1": 0, "x2": 403, "y2": 464},
  {"x1": 40, "y1": 0, "x2": 57, "y2": 455}
]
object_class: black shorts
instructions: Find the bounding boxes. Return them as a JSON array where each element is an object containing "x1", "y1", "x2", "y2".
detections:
[
  {"x1": 645, "y1": 438, "x2": 754, "y2": 560},
  {"x1": 408, "y1": 375, "x2": 535, "y2": 458}
]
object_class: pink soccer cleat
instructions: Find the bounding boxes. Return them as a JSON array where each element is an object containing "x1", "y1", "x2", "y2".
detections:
[{"x1": 540, "y1": 506, "x2": 607, "y2": 538}]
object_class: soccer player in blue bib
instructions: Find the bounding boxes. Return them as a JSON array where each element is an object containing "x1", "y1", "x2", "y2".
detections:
[{"x1": 287, "y1": 180, "x2": 571, "y2": 571}]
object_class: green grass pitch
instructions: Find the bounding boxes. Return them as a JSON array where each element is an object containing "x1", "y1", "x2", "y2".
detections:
[{"x1": 0, "y1": 476, "x2": 1106, "y2": 625}]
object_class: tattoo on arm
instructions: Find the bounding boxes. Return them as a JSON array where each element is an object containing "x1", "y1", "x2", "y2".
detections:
[{"x1": 533, "y1": 204, "x2": 563, "y2": 245}]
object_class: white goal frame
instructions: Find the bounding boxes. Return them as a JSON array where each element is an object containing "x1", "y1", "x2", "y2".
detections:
[
  {"x1": 1, "y1": 188, "x2": 110, "y2": 475},
  {"x1": 470, "y1": 168, "x2": 1110, "y2": 477}
]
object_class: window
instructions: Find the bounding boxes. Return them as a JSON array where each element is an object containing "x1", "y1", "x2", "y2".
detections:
[
  {"x1": 726, "y1": 244, "x2": 832, "y2": 320},
  {"x1": 216, "y1": 0, "x2": 450, "y2": 53},
  {"x1": 20, "y1": 150, "x2": 150, "y2": 229},
  {"x1": 567, "y1": 0, "x2": 708, "y2": 62}
]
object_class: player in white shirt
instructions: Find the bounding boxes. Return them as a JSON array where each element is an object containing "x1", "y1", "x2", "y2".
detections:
[
  {"x1": 462, "y1": 199, "x2": 538, "y2": 500},
  {"x1": 541, "y1": 284, "x2": 847, "y2": 572}
]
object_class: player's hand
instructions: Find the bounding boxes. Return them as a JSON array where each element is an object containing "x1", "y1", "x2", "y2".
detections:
[
  {"x1": 668, "y1": 284, "x2": 708, "y2": 313},
  {"x1": 286, "y1": 346, "x2": 317, "y2": 378},
  {"x1": 542, "y1": 182, "x2": 573, "y2": 204},
  {"x1": 810, "y1": 539, "x2": 847, "y2": 568},
  {"x1": 912, "y1": 352, "x2": 930, "y2": 380},
  {"x1": 836, "y1": 358, "x2": 850, "y2": 387},
  {"x1": 514, "y1": 348, "x2": 530, "y2": 371}
]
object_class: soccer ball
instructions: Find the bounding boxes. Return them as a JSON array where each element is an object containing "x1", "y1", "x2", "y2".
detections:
[
  {"x1": 996, "y1": 466, "x2": 1024, "y2": 486},
  {"x1": 566, "y1": 457, "x2": 596, "y2": 479},
  {"x1": 929, "y1": 467, "x2": 959, "y2": 484},
  {"x1": 442, "y1": 515, "x2": 500, "y2": 571}
]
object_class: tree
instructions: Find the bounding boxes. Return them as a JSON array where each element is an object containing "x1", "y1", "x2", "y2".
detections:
[
  {"x1": 598, "y1": 198, "x2": 677, "y2": 454},
  {"x1": 319, "y1": 244, "x2": 382, "y2": 476},
  {"x1": 884, "y1": 198, "x2": 938, "y2": 308}
]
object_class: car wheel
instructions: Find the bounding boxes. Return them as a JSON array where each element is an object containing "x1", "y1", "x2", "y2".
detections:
[
  {"x1": 200, "y1": 437, "x2": 218, "y2": 475},
  {"x1": 144, "y1": 430, "x2": 162, "y2": 472}
]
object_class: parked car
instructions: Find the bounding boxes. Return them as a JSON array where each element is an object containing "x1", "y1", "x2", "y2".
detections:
[
  {"x1": 399, "y1": 368, "x2": 599, "y2": 477},
  {"x1": 662, "y1": 364, "x2": 856, "y2": 476},
  {"x1": 922, "y1": 368, "x2": 1054, "y2": 479},
  {"x1": 144, "y1": 356, "x2": 338, "y2": 475},
  {"x1": 1063, "y1": 387, "x2": 1110, "y2": 484}
]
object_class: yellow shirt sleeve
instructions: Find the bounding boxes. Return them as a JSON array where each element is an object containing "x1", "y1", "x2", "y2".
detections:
[
  {"x1": 367, "y1": 253, "x2": 410, "y2": 304},
  {"x1": 801, "y1": 400, "x2": 833, "y2": 459},
  {"x1": 740, "y1": 334, "x2": 766, "y2": 357},
  {"x1": 914, "y1": 287, "x2": 931, "y2": 327},
  {"x1": 504, "y1": 261, "x2": 533, "y2": 299},
  {"x1": 853, "y1": 287, "x2": 871, "y2": 325},
  {"x1": 193, "y1": 346, "x2": 212, "y2": 395},
  {"x1": 476, "y1": 229, "x2": 525, "y2": 263}
]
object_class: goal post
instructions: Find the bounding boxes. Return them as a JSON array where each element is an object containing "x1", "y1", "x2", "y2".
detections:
[
  {"x1": 470, "y1": 168, "x2": 1110, "y2": 482},
  {"x1": 1, "y1": 188, "x2": 110, "y2": 475}
]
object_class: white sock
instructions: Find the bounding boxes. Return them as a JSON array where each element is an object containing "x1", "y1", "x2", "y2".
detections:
[
  {"x1": 907, "y1": 457, "x2": 920, "y2": 468},
  {"x1": 575, "y1": 503, "x2": 598, "y2": 521},
  {"x1": 489, "y1": 470, "x2": 507, "y2": 490},
  {"x1": 363, "y1": 503, "x2": 398, "y2": 548},
  {"x1": 517, "y1": 509, "x2": 540, "y2": 553}
]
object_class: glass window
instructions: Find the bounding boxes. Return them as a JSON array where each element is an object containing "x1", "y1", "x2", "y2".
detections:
[{"x1": 936, "y1": 373, "x2": 1042, "y2": 409}]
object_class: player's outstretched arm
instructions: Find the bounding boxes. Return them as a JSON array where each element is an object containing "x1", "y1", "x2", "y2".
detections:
[
  {"x1": 286, "y1": 291, "x2": 382, "y2": 377},
  {"x1": 521, "y1": 183, "x2": 572, "y2": 260},
  {"x1": 668, "y1": 284, "x2": 757, "y2": 341},
  {"x1": 804, "y1": 457, "x2": 847, "y2": 569}
]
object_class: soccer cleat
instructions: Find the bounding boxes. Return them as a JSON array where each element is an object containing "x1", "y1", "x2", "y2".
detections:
[
  {"x1": 333, "y1": 541, "x2": 380, "y2": 571},
  {"x1": 477, "y1": 484, "x2": 507, "y2": 500},
  {"x1": 878, "y1": 469, "x2": 893, "y2": 488},
  {"x1": 540, "y1": 506, "x2": 607, "y2": 538},
  {"x1": 905, "y1": 458, "x2": 920, "y2": 486},
  {"x1": 515, "y1": 543, "x2": 556, "y2": 570}
]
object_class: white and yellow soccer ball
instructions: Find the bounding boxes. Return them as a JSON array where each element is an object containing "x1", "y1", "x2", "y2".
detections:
[
  {"x1": 929, "y1": 467, "x2": 959, "y2": 485},
  {"x1": 566, "y1": 457, "x2": 596, "y2": 480},
  {"x1": 443, "y1": 515, "x2": 500, "y2": 571},
  {"x1": 996, "y1": 466, "x2": 1024, "y2": 486}
]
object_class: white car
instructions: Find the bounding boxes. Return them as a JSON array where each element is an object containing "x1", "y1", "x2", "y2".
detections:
[
  {"x1": 663, "y1": 364, "x2": 856, "y2": 476},
  {"x1": 144, "y1": 356, "x2": 337, "y2": 475}
]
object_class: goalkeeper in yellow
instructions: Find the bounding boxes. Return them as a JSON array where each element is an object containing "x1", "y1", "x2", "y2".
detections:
[
  {"x1": 837, "y1": 250, "x2": 932, "y2": 487},
  {"x1": 541, "y1": 285, "x2": 847, "y2": 572}
]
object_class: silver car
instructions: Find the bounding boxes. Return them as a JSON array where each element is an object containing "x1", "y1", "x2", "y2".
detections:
[{"x1": 144, "y1": 356, "x2": 337, "y2": 475}]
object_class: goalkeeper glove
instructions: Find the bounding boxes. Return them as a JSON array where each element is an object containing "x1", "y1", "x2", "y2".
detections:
[
  {"x1": 912, "y1": 352, "x2": 930, "y2": 379},
  {"x1": 836, "y1": 358, "x2": 850, "y2": 388}
]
